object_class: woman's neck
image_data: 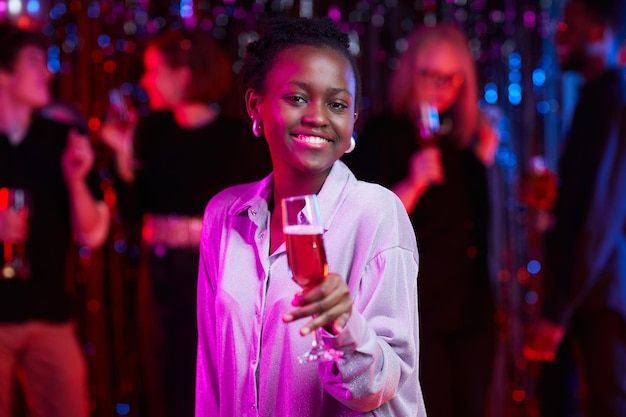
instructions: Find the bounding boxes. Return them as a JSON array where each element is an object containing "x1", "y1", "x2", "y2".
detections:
[
  {"x1": 271, "y1": 167, "x2": 329, "y2": 210},
  {"x1": 172, "y1": 102, "x2": 219, "y2": 129}
]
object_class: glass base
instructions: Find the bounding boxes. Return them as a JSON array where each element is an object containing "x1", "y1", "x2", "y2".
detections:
[{"x1": 298, "y1": 345, "x2": 344, "y2": 364}]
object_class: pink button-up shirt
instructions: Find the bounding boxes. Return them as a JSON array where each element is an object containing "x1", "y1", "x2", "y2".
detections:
[{"x1": 196, "y1": 161, "x2": 426, "y2": 416}]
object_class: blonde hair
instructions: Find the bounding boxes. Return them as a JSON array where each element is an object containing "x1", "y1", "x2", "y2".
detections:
[{"x1": 389, "y1": 23, "x2": 479, "y2": 148}]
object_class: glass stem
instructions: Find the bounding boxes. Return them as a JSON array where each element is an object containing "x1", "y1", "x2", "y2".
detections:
[{"x1": 310, "y1": 326, "x2": 320, "y2": 349}]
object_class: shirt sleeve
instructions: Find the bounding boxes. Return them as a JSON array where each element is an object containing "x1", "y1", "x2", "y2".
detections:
[{"x1": 318, "y1": 247, "x2": 419, "y2": 412}]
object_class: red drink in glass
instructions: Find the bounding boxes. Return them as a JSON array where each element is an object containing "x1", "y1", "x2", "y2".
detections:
[{"x1": 284, "y1": 225, "x2": 328, "y2": 290}]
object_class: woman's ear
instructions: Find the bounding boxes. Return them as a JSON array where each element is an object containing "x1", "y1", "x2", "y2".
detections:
[{"x1": 245, "y1": 88, "x2": 261, "y2": 120}]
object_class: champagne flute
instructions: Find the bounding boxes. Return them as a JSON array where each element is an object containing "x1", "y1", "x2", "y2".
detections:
[
  {"x1": 107, "y1": 87, "x2": 133, "y2": 129},
  {"x1": 416, "y1": 101, "x2": 440, "y2": 144},
  {"x1": 282, "y1": 194, "x2": 343, "y2": 363},
  {"x1": 0, "y1": 188, "x2": 31, "y2": 280}
]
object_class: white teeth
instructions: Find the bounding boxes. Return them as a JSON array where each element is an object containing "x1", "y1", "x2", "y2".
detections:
[{"x1": 296, "y1": 135, "x2": 329, "y2": 144}]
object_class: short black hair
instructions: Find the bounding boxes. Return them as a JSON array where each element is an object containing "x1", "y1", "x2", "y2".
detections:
[
  {"x1": 240, "y1": 16, "x2": 361, "y2": 111},
  {"x1": 0, "y1": 24, "x2": 48, "y2": 71}
]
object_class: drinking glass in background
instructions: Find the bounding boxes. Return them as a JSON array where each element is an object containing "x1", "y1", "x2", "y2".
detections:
[
  {"x1": 107, "y1": 87, "x2": 134, "y2": 129},
  {"x1": 416, "y1": 102, "x2": 440, "y2": 144},
  {"x1": 281, "y1": 194, "x2": 342, "y2": 363},
  {"x1": 0, "y1": 188, "x2": 31, "y2": 279}
]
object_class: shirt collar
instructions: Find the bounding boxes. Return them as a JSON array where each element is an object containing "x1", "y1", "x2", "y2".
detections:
[{"x1": 226, "y1": 160, "x2": 357, "y2": 232}]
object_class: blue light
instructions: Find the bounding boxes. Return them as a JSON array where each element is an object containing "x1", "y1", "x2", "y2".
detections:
[
  {"x1": 525, "y1": 290, "x2": 539, "y2": 305},
  {"x1": 65, "y1": 23, "x2": 77, "y2": 34},
  {"x1": 47, "y1": 45, "x2": 60, "y2": 74},
  {"x1": 180, "y1": 0, "x2": 193, "y2": 18},
  {"x1": 116, "y1": 404, "x2": 131, "y2": 415},
  {"x1": 26, "y1": 0, "x2": 39, "y2": 13},
  {"x1": 88, "y1": 1, "x2": 100, "y2": 18},
  {"x1": 508, "y1": 83, "x2": 522, "y2": 105},
  {"x1": 537, "y1": 101, "x2": 550, "y2": 114},
  {"x1": 48, "y1": 45, "x2": 60, "y2": 57},
  {"x1": 508, "y1": 71, "x2": 521, "y2": 83},
  {"x1": 532, "y1": 69, "x2": 546, "y2": 86},
  {"x1": 113, "y1": 240, "x2": 127, "y2": 254},
  {"x1": 508, "y1": 52, "x2": 521, "y2": 70},
  {"x1": 97, "y1": 34, "x2": 111, "y2": 48},
  {"x1": 48, "y1": 60, "x2": 60, "y2": 73},
  {"x1": 527, "y1": 260, "x2": 541, "y2": 274},
  {"x1": 115, "y1": 39, "x2": 126, "y2": 52},
  {"x1": 484, "y1": 90, "x2": 498, "y2": 104},
  {"x1": 49, "y1": 2, "x2": 66, "y2": 20},
  {"x1": 484, "y1": 82, "x2": 498, "y2": 103}
]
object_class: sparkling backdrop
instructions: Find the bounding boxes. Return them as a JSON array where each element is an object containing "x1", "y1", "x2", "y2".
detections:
[{"x1": 1, "y1": 1, "x2": 566, "y2": 416}]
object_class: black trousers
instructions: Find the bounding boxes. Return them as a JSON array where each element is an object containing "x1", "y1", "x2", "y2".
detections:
[
  {"x1": 419, "y1": 316, "x2": 496, "y2": 417},
  {"x1": 139, "y1": 247, "x2": 199, "y2": 417}
]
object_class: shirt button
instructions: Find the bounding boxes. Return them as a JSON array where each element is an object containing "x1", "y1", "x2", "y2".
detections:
[
  {"x1": 251, "y1": 209, "x2": 257, "y2": 216},
  {"x1": 259, "y1": 232, "x2": 265, "y2": 239}
]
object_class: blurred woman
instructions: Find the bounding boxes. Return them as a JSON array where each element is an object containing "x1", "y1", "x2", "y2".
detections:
[
  {"x1": 344, "y1": 23, "x2": 499, "y2": 417},
  {"x1": 100, "y1": 28, "x2": 270, "y2": 417}
]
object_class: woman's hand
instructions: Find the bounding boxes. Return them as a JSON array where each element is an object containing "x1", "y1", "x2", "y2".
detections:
[
  {"x1": 61, "y1": 129, "x2": 95, "y2": 186},
  {"x1": 393, "y1": 147, "x2": 444, "y2": 213},
  {"x1": 407, "y1": 147, "x2": 444, "y2": 189},
  {"x1": 100, "y1": 114, "x2": 138, "y2": 182},
  {"x1": 283, "y1": 273, "x2": 353, "y2": 336}
]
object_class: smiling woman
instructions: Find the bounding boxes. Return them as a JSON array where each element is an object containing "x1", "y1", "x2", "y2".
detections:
[{"x1": 195, "y1": 16, "x2": 427, "y2": 417}]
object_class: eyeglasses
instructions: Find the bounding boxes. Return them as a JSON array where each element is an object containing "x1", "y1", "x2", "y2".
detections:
[{"x1": 416, "y1": 69, "x2": 464, "y2": 89}]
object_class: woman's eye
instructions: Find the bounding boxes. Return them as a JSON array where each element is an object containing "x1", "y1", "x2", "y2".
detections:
[
  {"x1": 328, "y1": 101, "x2": 348, "y2": 111},
  {"x1": 286, "y1": 95, "x2": 307, "y2": 104}
]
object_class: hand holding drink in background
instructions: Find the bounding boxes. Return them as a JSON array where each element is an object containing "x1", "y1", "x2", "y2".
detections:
[
  {"x1": 100, "y1": 87, "x2": 138, "y2": 182},
  {"x1": 0, "y1": 188, "x2": 31, "y2": 279},
  {"x1": 416, "y1": 101, "x2": 440, "y2": 143},
  {"x1": 107, "y1": 87, "x2": 134, "y2": 130},
  {"x1": 282, "y1": 194, "x2": 343, "y2": 363}
]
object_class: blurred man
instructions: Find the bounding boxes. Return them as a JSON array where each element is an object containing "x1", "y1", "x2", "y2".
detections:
[
  {"x1": 526, "y1": 0, "x2": 626, "y2": 416},
  {"x1": 0, "y1": 24, "x2": 109, "y2": 417}
]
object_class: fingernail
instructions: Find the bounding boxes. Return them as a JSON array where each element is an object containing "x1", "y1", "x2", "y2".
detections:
[
  {"x1": 300, "y1": 327, "x2": 310, "y2": 336},
  {"x1": 283, "y1": 314, "x2": 293, "y2": 322}
]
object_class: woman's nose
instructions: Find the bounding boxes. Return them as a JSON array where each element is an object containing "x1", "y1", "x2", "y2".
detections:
[{"x1": 302, "y1": 101, "x2": 327, "y2": 126}]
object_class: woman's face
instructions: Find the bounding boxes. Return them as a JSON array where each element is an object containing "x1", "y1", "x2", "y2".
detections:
[
  {"x1": 140, "y1": 46, "x2": 188, "y2": 110},
  {"x1": 411, "y1": 39, "x2": 464, "y2": 115},
  {"x1": 248, "y1": 45, "x2": 357, "y2": 178}
]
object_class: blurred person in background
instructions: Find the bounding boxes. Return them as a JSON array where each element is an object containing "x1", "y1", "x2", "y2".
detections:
[
  {"x1": 0, "y1": 23, "x2": 109, "y2": 417},
  {"x1": 525, "y1": 0, "x2": 626, "y2": 416},
  {"x1": 344, "y1": 23, "x2": 499, "y2": 417},
  {"x1": 100, "y1": 27, "x2": 271, "y2": 417}
]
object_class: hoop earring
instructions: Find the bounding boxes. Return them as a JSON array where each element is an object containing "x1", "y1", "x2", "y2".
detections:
[
  {"x1": 345, "y1": 136, "x2": 356, "y2": 154},
  {"x1": 252, "y1": 119, "x2": 263, "y2": 137}
]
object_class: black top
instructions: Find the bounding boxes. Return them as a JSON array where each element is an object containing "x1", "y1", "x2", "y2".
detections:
[
  {"x1": 343, "y1": 110, "x2": 492, "y2": 332},
  {"x1": 0, "y1": 115, "x2": 103, "y2": 322},
  {"x1": 115, "y1": 110, "x2": 272, "y2": 226},
  {"x1": 544, "y1": 68, "x2": 626, "y2": 325}
]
